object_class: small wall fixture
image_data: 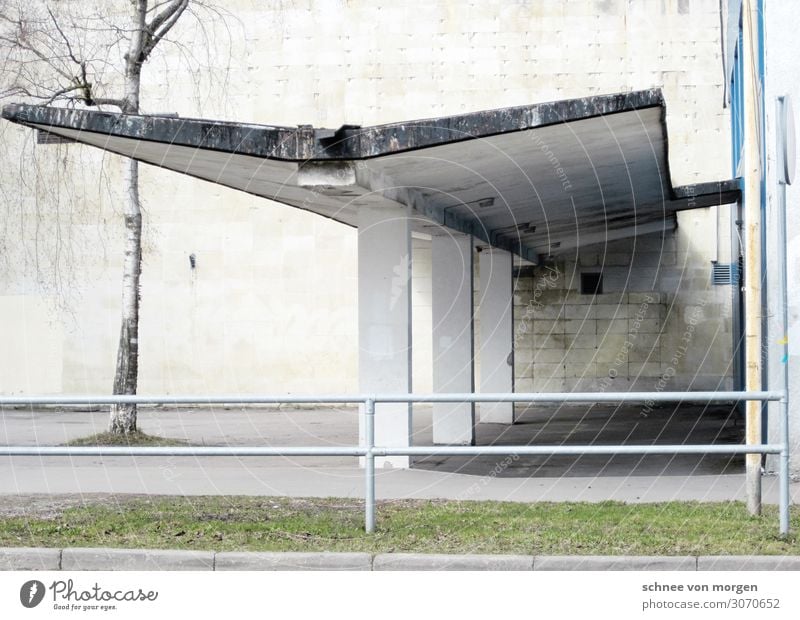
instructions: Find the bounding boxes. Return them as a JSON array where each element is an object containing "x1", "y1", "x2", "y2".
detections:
[{"x1": 189, "y1": 253, "x2": 196, "y2": 270}]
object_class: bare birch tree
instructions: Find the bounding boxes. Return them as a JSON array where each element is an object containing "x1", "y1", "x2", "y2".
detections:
[{"x1": 0, "y1": 0, "x2": 235, "y2": 433}]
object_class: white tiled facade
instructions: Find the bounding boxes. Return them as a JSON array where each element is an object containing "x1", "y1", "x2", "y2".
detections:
[{"x1": 0, "y1": 0, "x2": 734, "y2": 396}]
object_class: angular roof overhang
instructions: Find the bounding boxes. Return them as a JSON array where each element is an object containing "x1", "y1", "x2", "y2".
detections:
[{"x1": 1, "y1": 89, "x2": 740, "y2": 264}]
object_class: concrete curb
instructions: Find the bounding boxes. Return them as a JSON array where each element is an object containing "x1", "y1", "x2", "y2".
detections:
[
  {"x1": 373, "y1": 553, "x2": 533, "y2": 571},
  {"x1": 3, "y1": 548, "x2": 800, "y2": 571},
  {"x1": 697, "y1": 556, "x2": 800, "y2": 571},
  {"x1": 60, "y1": 548, "x2": 214, "y2": 571},
  {"x1": 215, "y1": 552, "x2": 372, "y2": 571},
  {"x1": 0, "y1": 548, "x2": 61, "y2": 571},
  {"x1": 534, "y1": 555, "x2": 696, "y2": 571}
]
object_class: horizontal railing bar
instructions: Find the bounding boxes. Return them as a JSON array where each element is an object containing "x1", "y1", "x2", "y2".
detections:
[
  {"x1": 0, "y1": 444, "x2": 781, "y2": 457},
  {"x1": 378, "y1": 444, "x2": 783, "y2": 456},
  {"x1": 0, "y1": 447, "x2": 368, "y2": 457},
  {"x1": 0, "y1": 390, "x2": 785, "y2": 406},
  {"x1": 375, "y1": 391, "x2": 785, "y2": 403},
  {"x1": 0, "y1": 395, "x2": 365, "y2": 406}
]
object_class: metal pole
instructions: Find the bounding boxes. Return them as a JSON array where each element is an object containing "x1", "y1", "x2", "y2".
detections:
[
  {"x1": 376, "y1": 444, "x2": 783, "y2": 457},
  {"x1": 0, "y1": 443, "x2": 781, "y2": 458},
  {"x1": 0, "y1": 446, "x2": 368, "y2": 456},
  {"x1": 780, "y1": 395, "x2": 791, "y2": 536},
  {"x1": 742, "y1": 0, "x2": 764, "y2": 516},
  {"x1": 365, "y1": 398, "x2": 376, "y2": 534},
  {"x1": 777, "y1": 94, "x2": 793, "y2": 537},
  {"x1": 0, "y1": 390, "x2": 782, "y2": 406},
  {"x1": 371, "y1": 391, "x2": 782, "y2": 404}
]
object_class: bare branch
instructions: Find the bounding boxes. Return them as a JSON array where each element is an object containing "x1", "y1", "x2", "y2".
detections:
[
  {"x1": 91, "y1": 97, "x2": 125, "y2": 109},
  {"x1": 46, "y1": 6, "x2": 78, "y2": 65},
  {"x1": 140, "y1": 0, "x2": 189, "y2": 62},
  {"x1": 0, "y1": 30, "x2": 73, "y2": 82},
  {"x1": 146, "y1": 0, "x2": 188, "y2": 37},
  {"x1": 41, "y1": 84, "x2": 82, "y2": 104}
]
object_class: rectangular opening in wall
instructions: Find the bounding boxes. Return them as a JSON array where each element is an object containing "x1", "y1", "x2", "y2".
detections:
[{"x1": 581, "y1": 272, "x2": 603, "y2": 295}]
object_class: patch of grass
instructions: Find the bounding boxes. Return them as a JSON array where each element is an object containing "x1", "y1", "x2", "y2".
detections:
[
  {"x1": 65, "y1": 431, "x2": 189, "y2": 447},
  {"x1": 0, "y1": 497, "x2": 798, "y2": 555}
]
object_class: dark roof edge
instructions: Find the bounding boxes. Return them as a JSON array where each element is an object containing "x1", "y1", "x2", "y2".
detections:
[
  {"x1": 673, "y1": 179, "x2": 742, "y2": 207},
  {"x1": 1, "y1": 89, "x2": 664, "y2": 162}
]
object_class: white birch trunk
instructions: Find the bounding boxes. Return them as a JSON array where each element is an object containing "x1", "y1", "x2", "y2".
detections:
[{"x1": 109, "y1": 2, "x2": 146, "y2": 434}]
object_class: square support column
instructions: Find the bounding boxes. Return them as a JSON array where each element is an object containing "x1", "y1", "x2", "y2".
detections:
[
  {"x1": 358, "y1": 204, "x2": 412, "y2": 468},
  {"x1": 478, "y1": 248, "x2": 515, "y2": 423},
  {"x1": 432, "y1": 233, "x2": 476, "y2": 445}
]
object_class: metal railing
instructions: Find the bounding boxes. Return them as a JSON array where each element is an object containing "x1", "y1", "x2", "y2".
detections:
[{"x1": 0, "y1": 390, "x2": 790, "y2": 535}]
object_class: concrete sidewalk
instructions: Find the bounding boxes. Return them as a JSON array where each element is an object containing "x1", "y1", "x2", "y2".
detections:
[
  {"x1": 3, "y1": 547, "x2": 800, "y2": 571},
  {"x1": 1, "y1": 406, "x2": 797, "y2": 504},
  {"x1": 1, "y1": 460, "x2": 798, "y2": 504}
]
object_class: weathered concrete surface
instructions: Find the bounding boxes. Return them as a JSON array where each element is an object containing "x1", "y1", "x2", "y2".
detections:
[
  {"x1": 0, "y1": 1, "x2": 736, "y2": 407},
  {"x1": 357, "y1": 204, "x2": 413, "y2": 468},
  {"x1": 215, "y1": 551, "x2": 372, "y2": 571},
  {"x1": 0, "y1": 547, "x2": 61, "y2": 570},
  {"x1": 697, "y1": 556, "x2": 800, "y2": 571},
  {"x1": 373, "y1": 553, "x2": 533, "y2": 571},
  {"x1": 534, "y1": 555, "x2": 696, "y2": 571},
  {"x1": 431, "y1": 233, "x2": 475, "y2": 445},
  {"x1": 4, "y1": 549, "x2": 800, "y2": 571},
  {"x1": 2, "y1": 91, "x2": 669, "y2": 162},
  {"x1": 60, "y1": 548, "x2": 214, "y2": 571},
  {"x1": 478, "y1": 249, "x2": 515, "y2": 424}
]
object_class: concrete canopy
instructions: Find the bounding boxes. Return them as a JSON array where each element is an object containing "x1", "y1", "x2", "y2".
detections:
[{"x1": 2, "y1": 89, "x2": 739, "y2": 262}]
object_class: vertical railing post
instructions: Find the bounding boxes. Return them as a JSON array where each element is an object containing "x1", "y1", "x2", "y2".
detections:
[
  {"x1": 365, "y1": 397, "x2": 376, "y2": 533},
  {"x1": 776, "y1": 96, "x2": 793, "y2": 536},
  {"x1": 780, "y1": 393, "x2": 791, "y2": 536}
]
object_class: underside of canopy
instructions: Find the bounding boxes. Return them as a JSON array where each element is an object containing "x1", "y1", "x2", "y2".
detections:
[{"x1": 2, "y1": 89, "x2": 739, "y2": 264}]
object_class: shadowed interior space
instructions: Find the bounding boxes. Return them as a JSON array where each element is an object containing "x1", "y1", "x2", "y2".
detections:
[{"x1": 411, "y1": 404, "x2": 744, "y2": 478}]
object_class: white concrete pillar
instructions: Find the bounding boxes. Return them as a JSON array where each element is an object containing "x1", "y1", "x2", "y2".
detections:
[
  {"x1": 478, "y1": 248, "x2": 515, "y2": 423},
  {"x1": 431, "y1": 233, "x2": 475, "y2": 445},
  {"x1": 358, "y1": 204, "x2": 412, "y2": 468}
]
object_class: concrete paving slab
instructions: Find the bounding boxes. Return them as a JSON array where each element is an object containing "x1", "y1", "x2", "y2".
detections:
[
  {"x1": 215, "y1": 551, "x2": 372, "y2": 571},
  {"x1": 0, "y1": 547, "x2": 60, "y2": 570},
  {"x1": 373, "y1": 553, "x2": 533, "y2": 571},
  {"x1": 0, "y1": 465, "x2": 796, "y2": 506},
  {"x1": 534, "y1": 555, "x2": 696, "y2": 571},
  {"x1": 697, "y1": 556, "x2": 800, "y2": 571},
  {"x1": 60, "y1": 548, "x2": 214, "y2": 571}
]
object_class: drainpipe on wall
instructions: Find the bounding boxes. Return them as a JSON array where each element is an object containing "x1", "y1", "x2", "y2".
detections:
[{"x1": 742, "y1": 0, "x2": 764, "y2": 516}]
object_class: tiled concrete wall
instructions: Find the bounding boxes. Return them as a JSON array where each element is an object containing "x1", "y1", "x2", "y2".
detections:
[
  {"x1": 0, "y1": 0, "x2": 731, "y2": 395},
  {"x1": 510, "y1": 229, "x2": 734, "y2": 392}
]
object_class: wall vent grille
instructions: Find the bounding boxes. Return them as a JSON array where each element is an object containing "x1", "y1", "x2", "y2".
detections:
[
  {"x1": 711, "y1": 262, "x2": 739, "y2": 286},
  {"x1": 36, "y1": 130, "x2": 77, "y2": 145}
]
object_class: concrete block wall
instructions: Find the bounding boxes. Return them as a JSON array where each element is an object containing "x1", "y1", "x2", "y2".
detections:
[{"x1": 511, "y1": 227, "x2": 735, "y2": 393}]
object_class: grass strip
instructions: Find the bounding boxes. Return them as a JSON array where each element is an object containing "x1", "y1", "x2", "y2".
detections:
[{"x1": 1, "y1": 497, "x2": 798, "y2": 555}]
